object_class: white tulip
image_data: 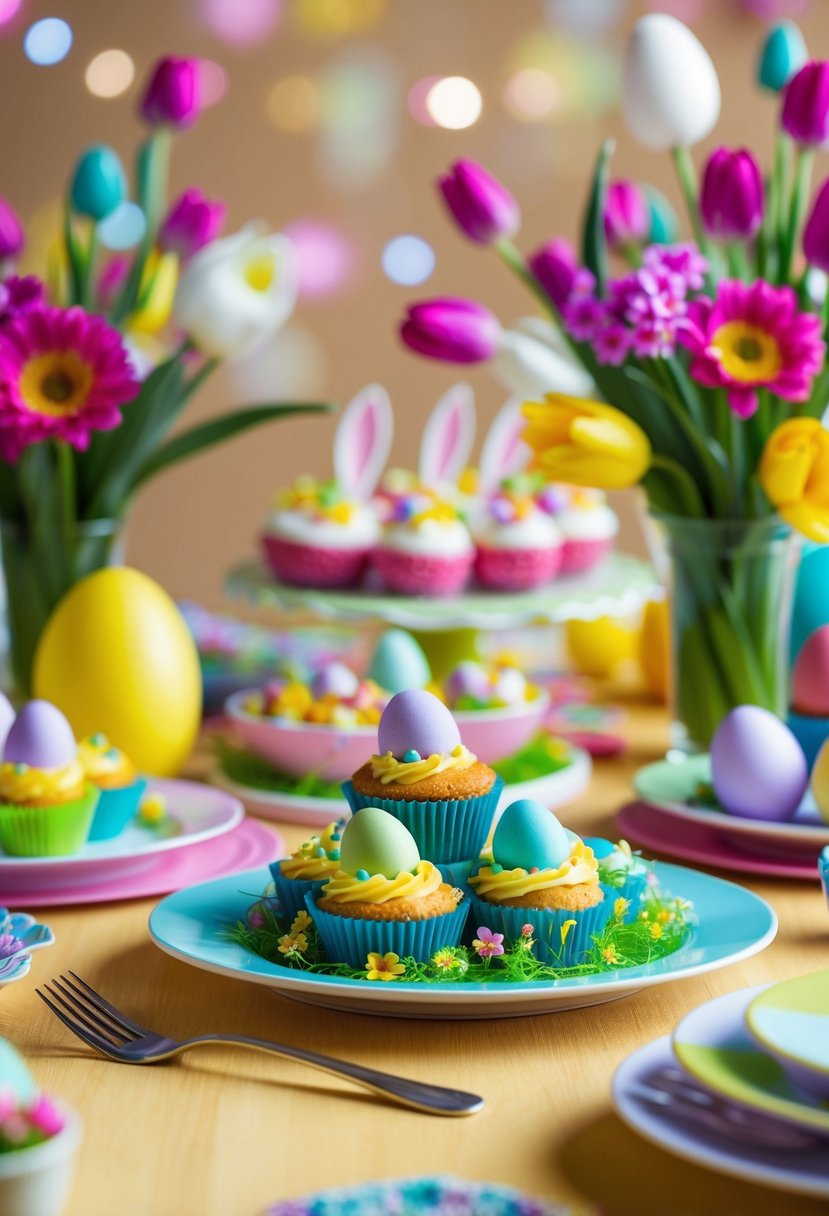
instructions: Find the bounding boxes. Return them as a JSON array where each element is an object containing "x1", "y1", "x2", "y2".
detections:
[
  {"x1": 491, "y1": 317, "x2": 595, "y2": 400},
  {"x1": 174, "y1": 223, "x2": 297, "y2": 359},
  {"x1": 622, "y1": 14, "x2": 721, "y2": 152}
]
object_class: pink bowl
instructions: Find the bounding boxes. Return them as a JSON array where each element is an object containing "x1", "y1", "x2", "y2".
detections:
[{"x1": 452, "y1": 690, "x2": 550, "y2": 764}]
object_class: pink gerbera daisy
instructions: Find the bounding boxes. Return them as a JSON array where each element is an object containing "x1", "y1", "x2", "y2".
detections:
[
  {"x1": 680, "y1": 279, "x2": 825, "y2": 419},
  {"x1": 0, "y1": 305, "x2": 138, "y2": 461}
]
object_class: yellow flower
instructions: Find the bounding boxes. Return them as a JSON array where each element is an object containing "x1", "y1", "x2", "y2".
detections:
[
  {"x1": 602, "y1": 944, "x2": 621, "y2": 965},
  {"x1": 365, "y1": 951, "x2": 406, "y2": 981},
  {"x1": 290, "y1": 910, "x2": 312, "y2": 934},
  {"x1": 613, "y1": 897, "x2": 630, "y2": 920},
  {"x1": 522, "y1": 394, "x2": 651, "y2": 490},
  {"x1": 649, "y1": 922, "x2": 663, "y2": 940},
  {"x1": 277, "y1": 931, "x2": 308, "y2": 955},
  {"x1": 129, "y1": 251, "x2": 179, "y2": 334},
  {"x1": 559, "y1": 918, "x2": 577, "y2": 947},
  {"x1": 759, "y1": 418, "x2": 829, "y2": 542}
]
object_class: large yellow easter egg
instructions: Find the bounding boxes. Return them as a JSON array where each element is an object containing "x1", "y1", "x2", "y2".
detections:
[
  {"x1": 639, "y1": 598, "x2": 671, "y2": 703},
  {"x1": 565, "y1": 616, "x2": 636, "y2": 678},
  {"x1": 33, "y1": 567, "x2": 201, "y2": 776},
  {"x1": 811, "y1": 738, "x2": 829, "y2": 824}
]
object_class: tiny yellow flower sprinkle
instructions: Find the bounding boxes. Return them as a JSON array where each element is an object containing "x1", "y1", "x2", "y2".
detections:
[
  {"x1": 649, "y1": 923, "x2": 663, "y2": 940},
  {"x1": 138, "y1": 793, "x2": 168, "y2": 824},
  {"x1": 602, "y1": 945, "x2": 620, "y2": 965},
  {"x1": 559, "y1": 918, "x2": 577, "y2": 947},
  {"x1": 290, "y1": 910, "x2": 312, "y2": 934},
  {"x1": 613, "y1": 897, "x2": 630, "y2": 920},
  {"x1": 365, "y1": 951, "x2": 406, "y2": 982}
]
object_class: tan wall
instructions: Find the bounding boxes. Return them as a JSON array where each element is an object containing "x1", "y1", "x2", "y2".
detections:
[{"x1": 5, "y1": 0, "x2": 829, "y2": 607}]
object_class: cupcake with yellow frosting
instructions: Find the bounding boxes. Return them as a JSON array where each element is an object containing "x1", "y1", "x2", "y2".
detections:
[
  {"x1": 269, "y1": 818, "x2": 347, "y2": 923},
  {"x1": 308, "y1": 807, "x2": 468, "y2": 966},
  {"x1": 0, "y1": 701, "x2": 98, "y2": 857},
  {"x1": 343, "y1": 689, "x2": 502, "y2": 863},
  {"x1": 78, "y1": 733, "x2": 147, "y2": 841},
  {"x1": 468, "y1": 799, "x2": 613, "y2": 967}
]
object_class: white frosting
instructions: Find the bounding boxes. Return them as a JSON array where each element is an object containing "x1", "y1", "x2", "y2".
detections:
[
  {"x1": 267, "y1": 506, "x2": 379, "y2": 551},
  {"x1": 471, "y1": 508, "x2": 563, "y2": 552},
  {"x1": 379, "y1": 517, "x2": 473, "y2": 558},
  {"x1": 558, "y1": 504, "x2": 618, "y2": 542}
]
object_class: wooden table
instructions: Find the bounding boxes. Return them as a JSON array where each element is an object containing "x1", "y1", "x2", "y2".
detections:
[{"x1": 4, "y1": 698, "x2": 827, "y2": 1216}]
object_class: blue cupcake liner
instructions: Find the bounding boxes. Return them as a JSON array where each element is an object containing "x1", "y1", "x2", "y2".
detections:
[
  {"x1": 466, "y1": 887, "x2": 615, "y2": 968},
  {"x1": 788, "y1": 710, "x2": 829, "y2": 770},
  {"x1": 88, "y1": 778, "x2": 148, "y2": 842},
  {"x1": 435, "y1": 858, "x2": 475, "y2": 893},
  {"x1": 269, "y1": 866, "x2": 330, "y2": 926},
  {"x1": 341, "y1": 776, "x2": 503, "y2": 864},
  {"x1": 306, "y1": 891, "x2": 470, "y2": 968}
]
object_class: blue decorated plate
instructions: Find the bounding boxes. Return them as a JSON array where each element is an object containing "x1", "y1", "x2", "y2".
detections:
[
  {"x1": 149, "y1": 862, "x2": 777, "y2": 1020},
  {"x1": 0, "y1": 909, "x2": 55, "y2": 991}
]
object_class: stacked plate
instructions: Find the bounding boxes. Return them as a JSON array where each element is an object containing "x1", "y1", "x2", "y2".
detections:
[
  {"x1": 613, "y1": 974, "x2": 829, "y2": 1198},
  {"x1": 619, "y1": 755, "x2": 829, "y2": 879}
]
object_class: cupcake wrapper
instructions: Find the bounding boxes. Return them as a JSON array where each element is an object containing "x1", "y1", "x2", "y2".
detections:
[
  {"x1": 473, "y1": 545, "x2": 562, "y2": 591},
  {"x1": 787, "y1": 711, "x2": 829, "y2": 770},
  {"x1": 559, "y1": 537, "x2": 613, "y2": 574},
  {"x1": 262, "y1": 536, "x2": 369, "y2": 589},
  {"x1": 616, "y1": 871, "x2": 648, "y2": 923},
  {"x1": 0, "y1": 786, "x2": 99, "y2": 857},
  {"x1": 88, "y1": 778, "x2": 148, "y2": 842},
  {"x1": 466, "y1": 888, "x2": 615, "y2": 968},
  {"x1": 306, "y1": 892, "x2": 470, "y2": 968},
  {"x1": 342, "y1": 777, "x2": 504, "y2": 864},
  {"x1": 269, "y1": 867, "x2": 330, "y2": 926},
  {"x1": 435, "y1": 858, "x2": 475, "y2": 893},
  {"x1": 371, "y1": 549, "x2": 473, "y2": 596}
]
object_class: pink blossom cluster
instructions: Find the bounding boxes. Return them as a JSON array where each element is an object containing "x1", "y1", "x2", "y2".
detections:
[
  {"x1": 0, "y1": 1085, "x2": 64, "y2": 1154},
  {"x1": 562, "y1": 245, "x2": 708, "y2": 366}
]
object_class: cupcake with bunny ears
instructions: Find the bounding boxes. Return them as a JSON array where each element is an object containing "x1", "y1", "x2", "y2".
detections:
[
  {"x1": 538, "y1": 485, "x2": 619, "y2": 574},
  {"x1": 262, "y1": 384, "x2": 392, "y2": 589}
]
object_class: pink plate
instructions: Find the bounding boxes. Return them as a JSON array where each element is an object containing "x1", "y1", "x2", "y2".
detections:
[
  {"x1": 618, "y1": 802, "x2": 817, "y2": 880},
  {"x1": 4, "y1": 819, "x2": 283, "y2": 908}
]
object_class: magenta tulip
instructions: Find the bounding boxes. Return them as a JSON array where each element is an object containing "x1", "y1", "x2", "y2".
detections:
[
  {"x1": 803, "y1": 179, "x2": 829, "y2": 271},
  {"x1": 160, "y1": 189, "x2": 226, "y2": 258},
  {"x1": 782, "y1": 61, "x2": 829, "y2": 147},
  {"x1": 400, "y1": 298, "x2": 501, "y2": 364},
  {"x1": 604, "y1": 181, "x2": 650, "y2": 250},
  {"x1": 700, "y1": 148, "x2": 764, "y2": 239},
  {"x1": 0, "y1": 198, "x2": 24, "y2": 261},
  {"x1": 438, "y1": 160, "x2": 520, "y2": 245},
  {"x1": 528, "y1": 239, "x2": 578, "y2": 311},
  {"x1": 140, "y1": 56, "x2": 201, "y2": 128}
]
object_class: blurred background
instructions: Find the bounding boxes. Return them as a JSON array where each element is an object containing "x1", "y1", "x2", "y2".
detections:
[{"x1": 2, "y1": 0, "x2": 825, "y2": 607}]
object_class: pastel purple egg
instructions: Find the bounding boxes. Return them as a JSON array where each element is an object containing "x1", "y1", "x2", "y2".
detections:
[
  {"x1": 711, "y1": 705, "x2": 808, "y2": 822},
  {"x1": 311, "y1": 662, "x2": 358, "y2": 700},
  {"x1": 4, "y1": 700, "x2": 77, "y2": 769},
  {"x1": 0, "y1": 694, "x2": 14, "y2": 751},
  {"x1": 446, "y1": 662, "x2": 490, "y2": 704},
  {"x1": 377, "y1": 689, "x2": 461, "y2": 760}
]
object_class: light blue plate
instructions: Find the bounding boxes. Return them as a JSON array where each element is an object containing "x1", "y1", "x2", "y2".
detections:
[{"x1": 149, "y1": 862, "x2": 777, "y2": 1020}]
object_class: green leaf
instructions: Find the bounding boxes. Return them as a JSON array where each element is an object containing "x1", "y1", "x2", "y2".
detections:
[
  {"x1": 580, "y1": 138, "x2": 614, "y2": 296},
  {"x1": 131, "y1": 401, "x2": 334, "y2": 490}
]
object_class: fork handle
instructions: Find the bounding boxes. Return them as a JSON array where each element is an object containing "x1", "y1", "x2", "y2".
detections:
[{"x1": 183, "y1": 1034, "x2": 484, "y2": 1117}]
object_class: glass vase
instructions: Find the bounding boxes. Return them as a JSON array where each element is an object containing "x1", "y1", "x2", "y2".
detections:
[
  {"x1": 652, "y1": 513, "x2": 798, "y2": 755},
  {"x1": 0, "y1": 517, "x2": 122, "y2": 698}
]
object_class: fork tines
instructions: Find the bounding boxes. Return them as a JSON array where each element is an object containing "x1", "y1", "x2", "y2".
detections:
[{"x1": 37, "y1": 972, "x2": 142, "y2": 1050}]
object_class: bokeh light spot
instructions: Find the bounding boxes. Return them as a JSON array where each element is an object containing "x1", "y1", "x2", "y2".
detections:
[
  {"x1": 284, "y1": 219, "x2": 355, "y2": 298},
  {"x1": 24, "y1": 17, "x2": 72, "y2": 65},
  {"x1": 85, "y1": 49, "x2": 134, "y2": 98},
  {"x1": 267, "y1": 75, "x2": 320, "y2": 132},
  {"x1": 425, "y1": 76, "x2": 482, "y2": 130},
  {"x1": 407, "y1": 75, "x2": 441, "y2": 126},
  {"x1": 382, "y1": 235, "x2": 434, "y2": 286},
  {"x1": 503, "y1": 67, "x2": 558, "y2": 121},
  {"x1": 0, "y1": 0, "x2": 22, "y2": 29},
  {"x1": 295, "y1": 0, "x2": 385, "y2": 37},
  {"x1": 98, "y1": 202, "x2": 147, "y2": 251},
  {"x1": 201, "y1": 0, "x2": 282, "y2": 46},
  {"x1": 199, "y1": 59, "x2": 228, "y2": 107}
]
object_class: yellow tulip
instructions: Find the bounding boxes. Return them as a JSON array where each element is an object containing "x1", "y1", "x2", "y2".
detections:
[
  {"x1": 128, "y1": 250, "x2": 178, "y2": 334},
  {"x1": 522, "y1": 393, "x2": 650, "y2": 490},
  {"x1": 759, "y1": 418, "x2": 829, "y2": 542}
]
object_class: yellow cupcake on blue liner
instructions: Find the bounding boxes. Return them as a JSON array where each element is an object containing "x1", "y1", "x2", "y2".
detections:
[
  {"x1": 307, "y1": 807, "x2": 468, "y2": 968},
  {"x1": 269, "y1": 819, "x2": 346, "y2": 924},
  {"x1": 78, "y1": 733, "x2": 147, "y2": 842}
]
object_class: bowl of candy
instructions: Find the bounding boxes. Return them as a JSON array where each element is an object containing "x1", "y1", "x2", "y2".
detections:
[{"x1": 443, "y1": 662, "x2": 550, "y2": 765}]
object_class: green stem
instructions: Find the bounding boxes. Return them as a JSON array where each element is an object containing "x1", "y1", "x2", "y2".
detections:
[
  {"x1": 780, "y1": 146, "x2": 815, "y2": 284},
  {"x1": 650, "y1": 454, "x2": 706, "y2": 516},
  {"x1": 773, "y1": 130, "x2": 793, "y2": 270},
  {"x1": 671, "y1": 145, "x2": 708, "y2": 255}
]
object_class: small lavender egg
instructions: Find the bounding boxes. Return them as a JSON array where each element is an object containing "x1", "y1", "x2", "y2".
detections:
[
  {"x1": 446, "y1": 661, "x2": 490, "y2": 704},
  {"x1": 711, "y1": 706, "x2": 808, "y2": 822},
  {"x1": 311, "y1": 661, "x2": 359, "y2": 700},
  {"x1": 377, "y1": 689, "x2": 461, "y2": 760},
  {"x1": 4, "y1": 700, "x2": 77, "y2": 769},
  {"x1": 492, "y1": 799, "x2": 572, "y2": 871}
]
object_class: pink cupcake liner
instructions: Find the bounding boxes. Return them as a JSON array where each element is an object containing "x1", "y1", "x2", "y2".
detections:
[
  {"x1": 559, "y1": 537, "x2": 613, "y2": 574},
  {"x1": 262, "y1": 535, "x2": 369, "y2": 589},
  {"x1": 371, "y1": 548, "x2": 473, "y2": 596},
  {"x1": 474, "y1": 544, "x2": 563, "y2": 591}
]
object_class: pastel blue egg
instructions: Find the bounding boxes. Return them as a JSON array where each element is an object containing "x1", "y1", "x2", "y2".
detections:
[
  {"x1": 492, "y1": 799, "x2": 572, "y2": 871},
  {"x1": 757, "y1": 21, "x2": 807, "y2": 93},
  {"x1": 582, "y1": 835, "x2": 614, "y2": 860},
  {"x1": 367, "y1": 630, "x2": 431, "y2": 694},
  {"x1": 790, "y1": 544, "x2": 829, "y2": 668},
  {"x1": 70, "y1": 144, "x2": 127, "y2": 221}
]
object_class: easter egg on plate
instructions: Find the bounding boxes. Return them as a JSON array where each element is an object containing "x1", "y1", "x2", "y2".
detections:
[
  {"x1": 791, "y1": 626, "x2": 829, "y2": 716},
  {"x1": 710, "y1": 706, "x2": 808, "y2": 822},
  {"x1": 367, "y1": 629, "x2": 431, "y2": 694},
  {"x1": 33, "y1": 567, "x2": 201, "y2": 777},
  {"x1": 311, "y1": 661, "x2": 358, "y2": 700},
  {"x1": 4, "y1": 700, "x2": 76, "y2": 768},
  {"x1": 492, "y1": 799, "x2": 572, "y2": 871},
  {"x1": 340, "y1": 806, "x2": 421, "y2": 878},
  {"x1": 377, "y1": 689, "x2": 460, "y2": 760},
  {"x1": 810, "y1": 738, "x2": 829, "y2": 823},
  {"x1": 789, "y1": 544, "x2": 829, "y2": 667}
]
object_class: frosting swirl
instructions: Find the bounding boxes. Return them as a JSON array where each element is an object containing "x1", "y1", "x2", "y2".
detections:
[
  {"x1": 320, "y1": 859, "x2": 442, "y2": 904},
  {"x1": 369, "y1": 744, "x2": 476, "y2": 786},
  {"x1": 279, "y1": 820, "x2": 345, "y2": 880},
  {"x1": 469, "y1": 841, "x2": 599, "y2": 902},
  {"x1": 0, "y1": 759, "x2": 87, "y2": 804},
  {"x1": 78, "y1": 734, "x2": 136, "y2": 786}
]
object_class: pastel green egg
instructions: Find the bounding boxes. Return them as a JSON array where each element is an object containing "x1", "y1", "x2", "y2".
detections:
[
  {"x1": 492, "y1": 799, "x2": 572, "y2": 871},
  {"x1": 367, "y1": 629, "x2": 431, "y2": 694},
  {"x1": 339, "y1": 806, "x2": 421, "y2": 878}
]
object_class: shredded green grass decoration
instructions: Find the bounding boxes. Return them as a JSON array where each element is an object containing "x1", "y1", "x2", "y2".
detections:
[{"x1": 224, "y1": 878, "x2": 694, "y2": 986}]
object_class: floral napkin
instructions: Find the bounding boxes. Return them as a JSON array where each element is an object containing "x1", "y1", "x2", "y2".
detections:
[{"x1": 267, "y1": 1176, "x2": 590, "y2": 1216}]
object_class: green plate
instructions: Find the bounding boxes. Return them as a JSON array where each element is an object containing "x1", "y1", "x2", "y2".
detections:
[{"x1": 747, "y1": 971, "x2": 829, "y2": 1095}]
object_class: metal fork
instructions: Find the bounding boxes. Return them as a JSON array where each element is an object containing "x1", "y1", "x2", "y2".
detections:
[{"x1": 37, "y1": 972, "x2": 484, "y2": 1117}]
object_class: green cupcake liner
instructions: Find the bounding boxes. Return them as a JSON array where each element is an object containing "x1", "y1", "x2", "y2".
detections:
[
  {"x1": 466, "y1": 887, "x2": 614, "y2": 968},
  {"x1": 306, "y1": 892, "x2": 469, "y2": 968},
  {"x1": 341, "y1": 776, "x2": 503, "y2": 864},
  {"x1": 269, "y1": 866, "x2": 330, "y2": 926},
  {"x1": 0, "y1": 786, "x2": 99, "y2": 857}
]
